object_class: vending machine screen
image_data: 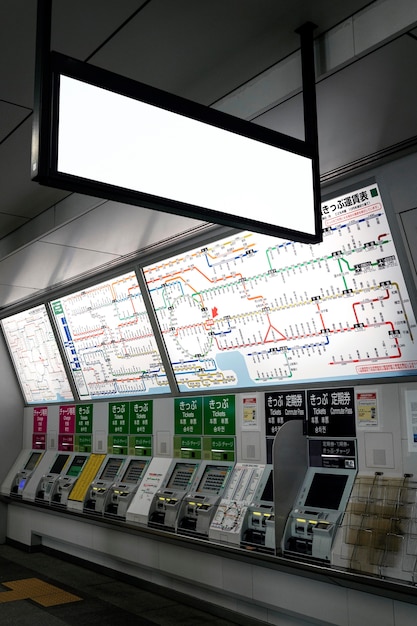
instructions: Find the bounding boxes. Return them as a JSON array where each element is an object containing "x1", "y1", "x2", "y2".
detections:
[
  {"x1": 99, "y1": 458, "x2": 124, "y2": 481},
  {"x1": 66, "y1": 455, "x2": 87, "y2": 477},
  {"x1": 24, "y1": 452, "x2": 42, "y2": 471},
  {"x1": 197, "y1": 465, "x2": 229, "y2": 494},
  {"x1": 166, "y1": 463, "x2": 197, "y2": 490},
  {"x1": 121, "y1": 459, "x2": 146, "y2": 484},
  {"x1": 304, "y1": 472, "x2": 349, "y2": 510},
  {"x1": 49, "y1": 454, "x2": 70, "y2": 475},
  {"x1": 260, "y1": 469, "x2": 274, "y2": 503}
]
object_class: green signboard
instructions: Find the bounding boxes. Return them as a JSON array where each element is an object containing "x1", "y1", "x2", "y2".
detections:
[
  {"x1": 174, "y1": 436, "x2": 202, "y2": 459},
  {"x1": 203, "y1": 395, "x2": 235, "y2": 435},
  {"x1": 74, "y1": 434, "x2": 92, "y2": 452},
  {"x1": 203, "y1": 436, "x2": 235, "y2": 461},
  {"x1": 108, "y1": 401, "x2": 129, "y2": 434},
  {"x1": 129, "y1": 400, "x2": 153, "y2": 434},
  {"x1": 174, "y1": 397, "x2": 203, "y2": 435},
  {"x1": 76, "y1": 404, "x2": 93, "y2": 434},
  {"x1": 108, "y1": 434, "x2": 129, "y2": 454},
  {"x1": 129, "y1": 435, "x2": 152, "y2": 456}
]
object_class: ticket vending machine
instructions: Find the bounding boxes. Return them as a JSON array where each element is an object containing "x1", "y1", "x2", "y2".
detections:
[
  {"x1": 241, "y1": 466, "x2": 275, "y2": 554},
  {"x1": 177, "y1": 461, "x2": 234, "y2": 538},
  {"x1": 104, "y1": 457, "x2": 150, "y2": 519},
  {"x1": 67, "y1": 454, "x2": 107, "y2": 512},
  {"x1": 209, "y1": 463, "x2": 267, "y2": 546},
  {"x1": 35, "y1": 453, "x2": 73, "y2": 503},
  {"x1": 83, "y1": 456, "x2": 126, "y2": 514},
  {"x1": 47, "y1": 454, "x2": 90, "y2": 507},
  {"x1": 148, "y1": 460, "x2": 200, "y2": 532},
  {"x1": 125, "y1": 457, "x2": 172, "y2": 527},
  {"x1": 281, "y1": 467, "x2": 357, "y2": 562},
  {"x1": 7, "y1": 450, "x2": 44, "y2": 498}
]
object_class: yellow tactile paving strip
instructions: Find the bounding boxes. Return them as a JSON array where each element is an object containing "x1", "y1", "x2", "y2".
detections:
[
  {"x1": 0, "y1": 577, "x2": 82, "y2": 606},
  {"x1": 69, "y1": 453, "x2": 106, "y2": 501}
]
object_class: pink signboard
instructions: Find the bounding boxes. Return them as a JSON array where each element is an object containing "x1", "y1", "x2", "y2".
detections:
[
  {"x1": 58, "y1": 434, "x2": 74, "y2": 451},
  {"x1": 32, "y1": 433, "x2": 46, "y2": 449},
  {"x1": 59, "y1": 405, "x2": 75, "y2": 434},
  {"x1": 33, "y1": 406, "x2": 48, "y2": 434}
]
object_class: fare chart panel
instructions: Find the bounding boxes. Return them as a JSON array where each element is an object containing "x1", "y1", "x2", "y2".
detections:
[
  {"x1": 51, "y1": 271, "x2": 170, "y2": 399},
  {"x1": 144, "y1": 183, "x2": 417, "y2": 391},
  {"x1": 1, "y1": 305, "x2": 74, "y2": 403}
]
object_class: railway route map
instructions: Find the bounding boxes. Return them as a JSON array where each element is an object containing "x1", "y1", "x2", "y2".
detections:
[
  {"x1": 144, "y1": 183, "x2": 417, "y2": 391},
  {"x1": 51, "y1": 271, "x2": 169, "y2": 399},
  {"x1": 1, "y1": 305, "x2": 74, "y2": 403}
]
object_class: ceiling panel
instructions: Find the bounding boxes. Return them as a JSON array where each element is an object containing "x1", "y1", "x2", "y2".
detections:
[
  {"x1": 0, "y1": 117, "x2": 70, "y2": 219},
  {"x1": 0, "y1": 241, "x2": 119, "y2": 300},
  {"x1": 89, "y1": 0, "x2": 374, "y2": 104},
  {"x1": 51, "y1": 0, "x2": 147, "y2": 60},
  {"x1": 0, "y1": 0, "x2": 37, "y2": 107},
  {"x1": 255, "y1": 34, "x2": 417, "y2": 175},
  {"x1": 0, "y1": 102, "x2": 30, "y2": 143},
  {"x1": 40, "y1": 201, "x2": 207, "y2": 256}
]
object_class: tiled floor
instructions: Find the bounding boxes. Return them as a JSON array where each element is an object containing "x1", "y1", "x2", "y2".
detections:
[{"x1": 0, "y1": 542, "x2": 268, "y2": 626}]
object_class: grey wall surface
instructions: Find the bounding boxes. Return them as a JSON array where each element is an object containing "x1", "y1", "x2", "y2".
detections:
[{"x1": 0, "y1": 331, "x2": 24, "y2": 484}]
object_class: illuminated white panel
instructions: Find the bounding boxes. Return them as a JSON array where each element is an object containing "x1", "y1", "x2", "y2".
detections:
[
  {"x1": 143, "y1": 183, "x2": 417, "y2": 391},
  {"x1": 57, "y1": 75, "x2": 316, "y2": 237},
  {"x1": 1, "y1": 305, "x2": 73, "y2": 403},
  {"x1": 50, "y1": 271, "x2": 170, "y2": 399}
]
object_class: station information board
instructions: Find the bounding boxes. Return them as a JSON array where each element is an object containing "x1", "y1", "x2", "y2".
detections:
[
  {"x1": 51, "y1": 271, "x2": 169, "y2": 399},
  {"x1": 1, "y1": 305, "x2": 73, "y2": 403},
  {"x1": 143, "y1": 183, "x2": 417, "y2": 391}
]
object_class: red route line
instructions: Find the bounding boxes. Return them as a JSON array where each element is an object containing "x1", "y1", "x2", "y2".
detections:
[
  {"x1": 352, "y1": 289, "x2": 390, "y2": 324},
  {"x1": 263, "y1": 314, "x2": 287, "y2": 343}
]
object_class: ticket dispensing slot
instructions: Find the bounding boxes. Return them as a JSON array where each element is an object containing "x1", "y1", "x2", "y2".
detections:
[
  {"x1": 177, "y1": 462, "x2": 233, "y2": 538},
  {"x1": 282, "y1": 468, "x2": 356, "y2": 562},
  {"x1": 241, "y1": 467, "x2": 275, "y2": 553},
  {"x1": 148, "y1": 461, "x2": 199, "y2": 532},
  {"x1": 10, "y1": 451, "x2": 43, "y2": 498},
  {"x1": 83, "y1": 456, "x2": 125, "y2": 514},
  {"x1": 49, "y1": 454, "x2": 89, "y2": 506},
  {"x1": 104, "y1": 458, "x2": 149, "y2": 519},
  {"x1": 35, "y1": 453, "x2": 71, "y2": 503}
]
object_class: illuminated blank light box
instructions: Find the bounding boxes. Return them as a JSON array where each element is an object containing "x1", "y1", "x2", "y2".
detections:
[{"x1": 32, "y1": 52, "x2": 321, "y2": 245}]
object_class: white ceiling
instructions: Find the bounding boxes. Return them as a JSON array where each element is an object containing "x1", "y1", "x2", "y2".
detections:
[{"x1": 1, "y1": 0, "x2": 417, "y2": 312}]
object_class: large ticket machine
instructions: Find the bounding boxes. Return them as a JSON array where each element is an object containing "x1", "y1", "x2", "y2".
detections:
[
  {"x1": 148, "y1": 460, "x2": 200, "y2": 532},
  {"x1": 241, "y1": 466, "x2": 275, "y2": 553},
  {"x1": 35, "y1": 453, "x2": 73, "y2": 503},
  {"x1": 104, "y1": 457, "x2": 149, "y2": 519},
  {"x1": 177, "y1": 461, "x2": 234, "y2": 538},
  {"x1": 6, "y1": 450, "x2": 44, "y2": 498},
  {"x1": 46, "y1": 454, "x2": 90, "y2": 507},
  {"x1": 282, "y1": 467, "x2": 357, "y2": 562},
  {"x1": 83, "y1": 456, "x2": 126, "y2": 514}
]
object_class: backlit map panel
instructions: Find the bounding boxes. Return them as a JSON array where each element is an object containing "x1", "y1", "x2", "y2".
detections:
[
  {"x1": 1, "y1": 305, "x2": 74, "y2": 403},
  {"x1": 143, "y1": 183, "x2": 417, "y2": 390},
  {"x1": 51, "y1": 271, "x2": 170, "y2": 399}
]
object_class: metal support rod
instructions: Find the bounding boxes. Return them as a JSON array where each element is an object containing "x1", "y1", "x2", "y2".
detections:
[
  {"x1": 31, "y1": 0, "x2": 53, "y2": 180},
  {"x1": 296, "y1": 21, "x2": 322, "y2": 241},
  {"x1": 296, "y1": 22, "x2": 319, "y2": 156}
]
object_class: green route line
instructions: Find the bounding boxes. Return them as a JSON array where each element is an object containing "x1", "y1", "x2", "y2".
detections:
[
  {"x1": 266, "y1": 247, "x2": 326, "y2": 271},
  {"x1": 154, "y1": 237, "x2": 392, "y2": 306}
]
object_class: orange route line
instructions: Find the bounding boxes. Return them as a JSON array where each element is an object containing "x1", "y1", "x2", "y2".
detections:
[{"x1": 143, "y1": 240, "x2": 256, "y2": 276}]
